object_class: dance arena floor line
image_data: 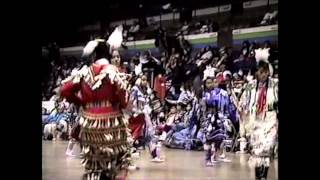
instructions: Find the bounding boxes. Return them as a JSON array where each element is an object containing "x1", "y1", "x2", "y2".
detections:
[{"x1": 42, "y1": 141, "x2": 278, "y2": 180}]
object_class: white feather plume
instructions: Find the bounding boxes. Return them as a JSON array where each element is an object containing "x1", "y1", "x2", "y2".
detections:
[
  {"x1": 255, "y1": 48, "x2": 274, "y2": 76},
  {"x1": 107, "y1": 25, "x2": 123, "y2": 50},
  {"x1": 203, "y1": 65, "x2": 216, "y2": 81},
  {"x1": 83, "y1": 40, "x2": 99, "y2": 57},
  {"x1": 255, "y1": 48, "x2": 270, "y2": 62}
]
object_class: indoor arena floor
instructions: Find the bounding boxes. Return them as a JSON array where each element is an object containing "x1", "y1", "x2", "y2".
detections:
[{"x1": 42, "y1": 140, "x2": 278, "y2": 180}]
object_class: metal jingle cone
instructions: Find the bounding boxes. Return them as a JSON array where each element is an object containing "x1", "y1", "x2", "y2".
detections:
[
  {"x1": 87, "y1": 133, "x2": 91, "y2": 142},
  {"x1": 115, "y1": 131, "x2": 118, "y2": 140},
  {"x1": 86, "y1": 119, "x2": 90, "y2": 129},
  {"x1": 94, "y1": 133, "x2": 97, "y2": 143},
  {"x1": 96, "y1": 133, "x2": 100, "y2": 143},
  {"x1": 104, "y1": 134, "x2": 109, "y2": 142},
  {"x1": 94, "y1": 173, "x2": 98, "y2": 180},
  {"x1": 82, "y1": 158, "x2": 89, "y2": 166},
  {"x1": 96, "y1": 134, "x2": 100, "y2": 143},
  {"x1": 84, "y1": 146, "x2": 90, "y2": 154},
  {"x1": 101, "y1": 133, "x2": 105, "y2": 143},
  {"x1": 100, "y1": 133, "x2": 104, "y2": 143},
  {"x1": 83, "y1": 132, "x2": 87, "y2": 142},
  {"x1": 83, "y1": 119, "x2": 88, "y2": 128},
  {"x1": 110, "y1": 118, "x2": 114, "y2": 128},
  {"x1": 81, "y1": 158, "x2": 86, "y2": 164},
  {"x1": 107, "y1": 134, "x2": 110, "y2": 142},
  {"x1": 98, "y1": 134, "x2": 101, "y2": 143},
  {"x1": 110, "y1": 134, "x2": 113, "y2": 141},
  {"x1": 90, "y1": 133, "x2": 95, "y2": 143},
  {"x1": 89, "y1": 120, "x2": 94, "y2": 129},
  {"x1": 115, "y1": 118, "x2": 119, "y2": 127},
  {"x1": 93, "y1": 120, "x2": 98, "y2": 129},
  {"x1": 106, "y1": 119, "x2": 110, "y2": 128},
  {"x1": 96, "y1": 120, "x2": 100, "y2": 129},
  {"x1": 82, "y1": 132, "x2": 86, "y2": 142},
  {"x1": 99, "y1": 119, "x2": 102, "y2": 129},
  {"x1": 79, "y1": 117, "x2": 85, "y2": 125}
]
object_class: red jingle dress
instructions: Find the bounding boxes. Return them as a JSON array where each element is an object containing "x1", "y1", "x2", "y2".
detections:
[{"x1": 60, "y1": 61, "x2": 131, "y2": 179}]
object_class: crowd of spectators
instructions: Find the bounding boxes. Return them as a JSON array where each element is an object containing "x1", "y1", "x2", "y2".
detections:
[{"x1": 42, "y1": 35, "x2": 278, "y2": 154}]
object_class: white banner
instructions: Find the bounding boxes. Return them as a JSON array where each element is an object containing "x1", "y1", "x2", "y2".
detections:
[
  {"x1": 126, "y1": 39, "x2": 155, "y2": 46},
  {"x1": 60, "y1": 32, "x2": 219, "y2": 52},
  {"x1": 232, "y1": 25, "x2": 278, "y2": 35},
  {"x1": 185, "y1": 32, "x2": 218, "y2": 40},
  {"x1": 195, "y1": 7, "x2": 218, "y2": 16},
  {"x1": 243, "y1": 0, "x2": 268, "y2": 9},
  {"x1": 219, "y1": 4, "x2": 231, "y2": 12},
  {"x1": 147, "y1": 15, "x2": 161, "y2": 24}
]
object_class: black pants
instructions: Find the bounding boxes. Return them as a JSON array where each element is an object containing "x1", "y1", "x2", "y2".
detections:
[{"x1": 255, "y1": 166, "x2": 269, "y2": 180}]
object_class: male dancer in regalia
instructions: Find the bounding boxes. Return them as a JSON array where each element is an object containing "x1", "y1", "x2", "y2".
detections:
[{"x1": 239, "y1": 55, "x2": 278, "y2": 179}]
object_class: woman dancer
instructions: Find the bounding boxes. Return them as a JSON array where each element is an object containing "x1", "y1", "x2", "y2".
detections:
[{"x1": 59, "y1": 26, "x2": 133, "y2": 180}]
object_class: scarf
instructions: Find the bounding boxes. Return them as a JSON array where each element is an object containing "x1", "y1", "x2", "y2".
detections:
[{"x1": 257, "y1": 82, "x2": 267, "y2": 115}]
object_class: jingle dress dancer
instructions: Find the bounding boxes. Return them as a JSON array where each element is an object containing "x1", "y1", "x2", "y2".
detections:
[{"x1": 59, "y1": 26, "x2": 133, "y2": 180}]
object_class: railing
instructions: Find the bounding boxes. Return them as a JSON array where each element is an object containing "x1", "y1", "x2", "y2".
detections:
[{"x1": 60, "y1": 24, "x2": 277, "y2": 55}]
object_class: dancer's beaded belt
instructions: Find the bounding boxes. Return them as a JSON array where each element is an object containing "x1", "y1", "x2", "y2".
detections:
[{"x1": 84, "y1": 100, "x2": 113, "y2": 109}]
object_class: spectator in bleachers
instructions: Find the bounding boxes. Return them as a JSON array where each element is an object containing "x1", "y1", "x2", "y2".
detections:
[
  {"x1": 241, "y1": 41, "x2": 250, "y2": 57},
  {"x1": 180, "y1": 21, "x2": 190, "y2": 35},
  {"x1": 42, "y1": 29, "x2": 278, "y2": 171},
  {"x1": 233, "y1": 53, "x2": 256, "y2": 76},
  {"x1": 200, "y1": 24, "x2": 209, "y2": 34},
  {"x1": 177, "y1": 33, "x2": 192, "y2": 57},
  {"x1": 129, "y1": 21, "x2": 140, "y2": 34},
  {"x1": 260, "y1": 9, "x2": 278, "y2": 26}
]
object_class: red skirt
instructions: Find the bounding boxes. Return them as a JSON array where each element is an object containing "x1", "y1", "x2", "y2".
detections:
[{"x1": 129, "y1": 114, "x2": 145, "y2": 140}]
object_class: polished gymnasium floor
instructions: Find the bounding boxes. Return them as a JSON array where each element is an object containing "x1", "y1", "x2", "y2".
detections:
[{"x1": 42, "y1": 140, "x2": 278, "y2": 180}]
